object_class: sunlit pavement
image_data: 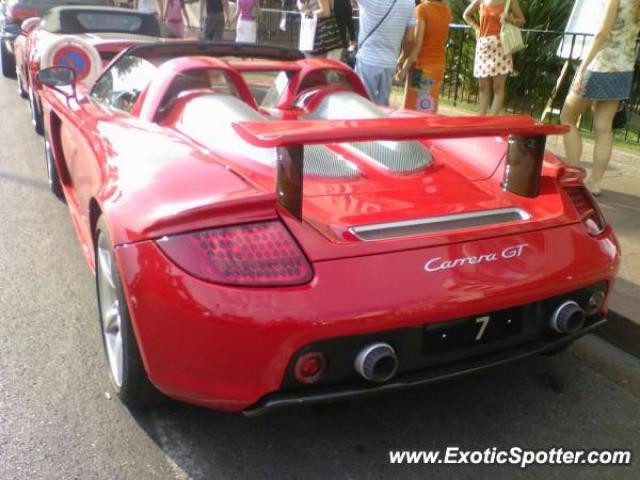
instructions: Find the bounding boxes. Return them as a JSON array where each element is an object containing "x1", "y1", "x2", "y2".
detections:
[{"x1": 1, "y1": 75, "x2": 640, "y2": 480}]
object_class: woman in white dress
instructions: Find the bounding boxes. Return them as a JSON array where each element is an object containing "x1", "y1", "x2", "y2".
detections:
[{"x1": 232, "y1": 0, "x2": 260, "y2": 43}]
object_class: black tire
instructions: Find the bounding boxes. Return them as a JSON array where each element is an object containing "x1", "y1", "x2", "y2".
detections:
[
  {"x1": 43, "y1": 130, "x2": 66, "y2": 203},
  {"x1": 95, "y1": 217, "x2": 164, "y2": 409},
  {"x1": 1, "y1": 40, "x2": 16, "y2": 79},
  {"x1": 28, "y1": 86, "x2": 44, "y2": 135}
]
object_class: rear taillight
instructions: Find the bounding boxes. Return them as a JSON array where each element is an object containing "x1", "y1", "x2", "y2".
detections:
[
  {"x1": 564, "y1": 186, "x2": 606, "y2": 235},
  {"x1": 157, "y1": 221, "x2": 313, "y2": 286},
  {"x1": 6, "y1": 5, "x2": 39, "y2": 23},
  {"x1": 558, "y1": 165, "x2": 587, "y2": 186},
  {"x1": 559, "y1": 168, "x2": 607, "y2": 236}
]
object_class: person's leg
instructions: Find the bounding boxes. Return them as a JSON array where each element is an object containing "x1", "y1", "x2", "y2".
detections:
[
  {"x1": 204, "y1": 14, "x2": 215, "y2": 40},
  {"x1": 369, "y1": 68, "x2": 383, "y2": 105},
  {"x1": 490, "y1": 74, "x2": 507, "y2": 115},
  {"x1": 478, "y1": 77, "x2": 492, "y2": 116},
  {"x1": 333, "y1": 0, "x2": 349, "y2": 49},
  {"x1": 356, "y1": 60, "x2": 377, "y2": 102},
  {"x1": 376, "y1": 67, "x2": 394, "y2": 106},
  {"x1": 559, "y1": 92, "x2": 592, "y2": 166},
  {"x1": 589, "y1": 100, "x2": 620, "y2": 192},
  {"x1": 210, "y1": 12, "x2": 225, "y2": 41}
]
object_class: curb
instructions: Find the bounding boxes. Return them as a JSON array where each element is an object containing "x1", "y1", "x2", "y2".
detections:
[{"x1": 594, "y1": 310, "x2": 640, "y2": 359}]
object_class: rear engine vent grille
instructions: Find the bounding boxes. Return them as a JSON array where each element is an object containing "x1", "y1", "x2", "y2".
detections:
[
  {"x1": 350, "y1": 208, "x2": 530, "y2": 241},
  {"x1": 304, "y1": 145, "x2": 359, "y2": 178},
  {"x1": 349, "y1": 141, "x2": 432, "y2": 173}
]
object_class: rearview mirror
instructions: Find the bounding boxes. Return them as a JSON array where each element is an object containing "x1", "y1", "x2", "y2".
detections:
[{"x1": 37, "y1": 66, "x2": 76, "y2": 97}]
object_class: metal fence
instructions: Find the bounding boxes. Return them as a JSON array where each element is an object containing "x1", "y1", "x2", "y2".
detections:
[
  {"x1": 252, "y1": 9, "x2": 640, "y2": 145},
  {"x1": 257, "y1": 8, "x2": 302, "y2": 47}
]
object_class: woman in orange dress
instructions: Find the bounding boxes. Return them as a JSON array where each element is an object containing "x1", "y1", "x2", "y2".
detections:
[
  {"x1": 397, "y1": 0, "x2": 452, "y2": 113},
  {"x1": 463, "y1": 0, "x2": 525, "y2": 115}
]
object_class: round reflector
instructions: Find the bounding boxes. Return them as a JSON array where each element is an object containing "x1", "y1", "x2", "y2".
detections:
[{"x1": 294, "y1": 352, "x2": 327, "y2": 384}]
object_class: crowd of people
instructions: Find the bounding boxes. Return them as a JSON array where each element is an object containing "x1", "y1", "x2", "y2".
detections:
[{"x1": 130, "y1": 0, "x2": 640, "y2": 196}]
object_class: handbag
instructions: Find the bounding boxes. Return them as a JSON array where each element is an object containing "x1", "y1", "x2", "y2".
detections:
[
  {"x1": 312, "y1": 13, "x2": 343, "y2": 54},
  {"x1": 613, "y1": 101, "x2": 630, "y2": 130},
  {"x1": 299, "y1": 12, "x2": 317, "y2": 51},
  {"x1": 501, "y1": 0, "x2": 525, "y2": 55},
  {"x1": 345, "y1": 0, "x2": 397, "y2": 68}
]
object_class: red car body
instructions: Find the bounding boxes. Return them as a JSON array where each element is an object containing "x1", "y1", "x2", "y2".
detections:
[{"x1": 37, "y1": 42, "x2": 620, "y2": 415}]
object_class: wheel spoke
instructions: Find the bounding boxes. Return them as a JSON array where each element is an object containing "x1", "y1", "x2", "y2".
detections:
[
  {"x1": 112, "y1": 337, "x2": 123, "y2": 384},
  {"x1": 97, "y1": 236, "x2": 125, "y2": 388},
  {"x1": 103, "y1": 303, "x2": 120, "y2": 334},
  {"x1": 98, "y1": 247, "x2": 114, "y2": 289}
]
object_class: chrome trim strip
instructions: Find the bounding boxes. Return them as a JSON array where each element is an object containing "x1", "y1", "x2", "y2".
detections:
[{"x1": 349, "y1": 208, "x2": 531, "y2": 241}]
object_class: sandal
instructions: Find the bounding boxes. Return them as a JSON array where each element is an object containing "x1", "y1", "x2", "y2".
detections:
[{"x1": 586, "y1": 177, "x2": 602, "y2": 197}]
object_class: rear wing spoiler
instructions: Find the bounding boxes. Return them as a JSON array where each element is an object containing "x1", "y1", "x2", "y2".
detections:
[{"x1": 233, "y1": 115, "x2": 569, "y2": 220}]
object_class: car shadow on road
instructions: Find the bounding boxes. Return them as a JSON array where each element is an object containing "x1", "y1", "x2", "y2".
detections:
[{"x1": 129, "y1": 352, "x2": 640, "y2": 480}]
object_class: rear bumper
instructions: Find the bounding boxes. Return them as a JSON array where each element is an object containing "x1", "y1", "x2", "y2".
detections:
[
  {"x1": 113, "y1": 223, "x2": 619, "y2": 412},
  {"x1": 244, "y1": 318, "x2": 605, "y2": 416}
]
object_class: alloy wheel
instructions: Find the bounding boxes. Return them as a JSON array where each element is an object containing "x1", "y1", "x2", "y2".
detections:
[{"x1": 97, "y1": 235, "x2": 124, "y2": 388}]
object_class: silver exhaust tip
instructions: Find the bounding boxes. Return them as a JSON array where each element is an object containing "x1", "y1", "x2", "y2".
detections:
[
  {"x1": 550, "y1": 301, "x2": 585, "y2": 334},
  {"x1": 354, "y1": 342, "x2": 399, "y2": 383}
]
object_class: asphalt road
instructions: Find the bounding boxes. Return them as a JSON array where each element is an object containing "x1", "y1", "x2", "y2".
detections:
[{"x1": 1, "y1": 75, "x2": 640, "y2": 480}]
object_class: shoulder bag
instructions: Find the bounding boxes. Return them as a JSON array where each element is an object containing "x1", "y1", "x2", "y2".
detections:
[
  {"x1": 613, "y1": 101, "x2": 630, "y2": 130},
  {"x1": 501, "y1": 0, "x2": 525, "y2": 55}
]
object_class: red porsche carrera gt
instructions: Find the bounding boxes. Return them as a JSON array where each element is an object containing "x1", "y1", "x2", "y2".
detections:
[
  {"x1": 13, "y1": 5, "x2": 160, "y2": 134},
  {"x1": 36, "y1": 42, "x2": 619, "y2": 415}
]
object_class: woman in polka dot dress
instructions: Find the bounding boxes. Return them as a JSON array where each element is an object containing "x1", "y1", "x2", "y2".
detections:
[{"x1": 463, "y1": 0, "x2": 525, "y2": 115}]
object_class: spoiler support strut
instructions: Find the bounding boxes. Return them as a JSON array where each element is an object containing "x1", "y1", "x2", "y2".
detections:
[
  {"x1": 277, "y1": 145, "x2": 304, "y2": 220},
  {"x1": 503, "y1": 135, "x2": 548, "y2": 198}
]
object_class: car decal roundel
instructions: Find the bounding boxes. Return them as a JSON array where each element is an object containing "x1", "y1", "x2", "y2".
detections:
[
  {"x1": 52, "y1": 45, "x2": 92, "y2": 81},
  {"x1": 40, "y1": 35, "x2": 102, "y2": 87}
]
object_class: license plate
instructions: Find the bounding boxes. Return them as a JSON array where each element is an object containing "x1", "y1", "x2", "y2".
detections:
[{"x1": 423, "y1": 308, "x2": 524, "y2": 354}]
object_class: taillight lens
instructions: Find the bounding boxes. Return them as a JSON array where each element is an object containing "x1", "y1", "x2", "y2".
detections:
[
  {"x1": 563, "y1": 186, "x2": 607, "y2": 236},
  {"x1": 558, "y1": 165, "x2": 587, "y2": 186},
  {"x1": 558, "y1": 166, "x2": 606, "y2": 236},
  {"x1": 157, "y1": 221, "x2": 313, "y2": 286}
]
